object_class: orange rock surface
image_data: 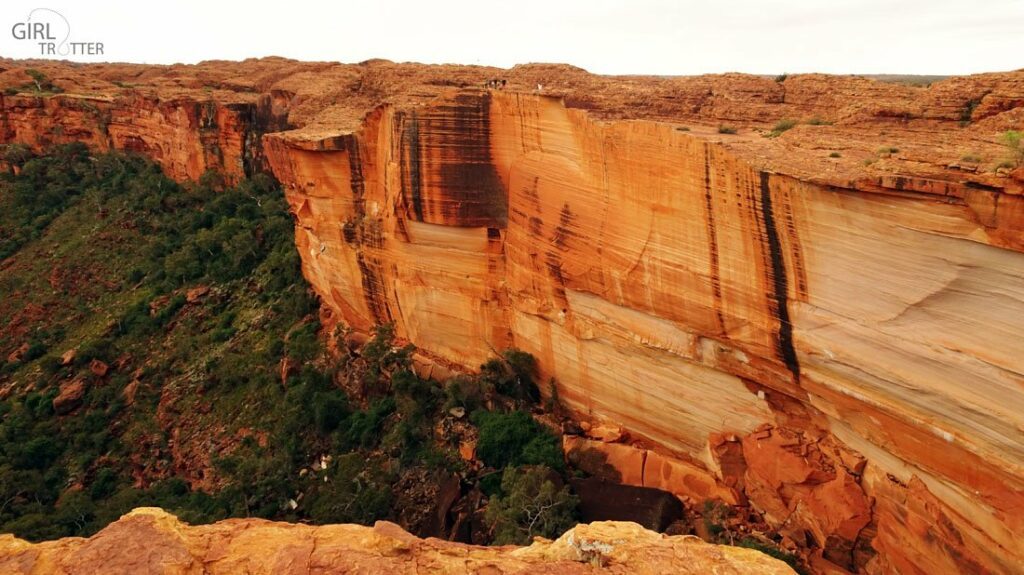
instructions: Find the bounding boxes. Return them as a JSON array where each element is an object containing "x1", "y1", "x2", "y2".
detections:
[
  {"x1": 2, "y1": 58, "x2": 1024, "y2": 574},
  {"x1": 0, "y1": 507, "x2": 796, "y2": 574}
]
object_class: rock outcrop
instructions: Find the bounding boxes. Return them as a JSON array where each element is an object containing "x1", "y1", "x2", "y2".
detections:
[
  {"x1": 0, "y1": 507, "x2": 796, "y2": 574},
  {"x1": 3, "y1": 59, "x2": 1023, "y2": 574}
]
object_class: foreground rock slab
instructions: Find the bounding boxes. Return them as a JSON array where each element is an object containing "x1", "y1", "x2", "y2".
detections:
[{"x1": 0, "y1": 507, "x2": 795, "y2": 575}]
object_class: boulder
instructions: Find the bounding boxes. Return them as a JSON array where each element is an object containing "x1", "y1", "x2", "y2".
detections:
[
  {"x1": 53, "y1": 379, "x2": 87, "y2": 415},
  {"x1": 570, "y1": 477, "x2": 684, "y2": 532},
  {"x1": 89, "y1": 359, "x2": 109, "y2": 377},
  {"x1": 186, "y1": 285, "x2": 210, "y2": 303}
]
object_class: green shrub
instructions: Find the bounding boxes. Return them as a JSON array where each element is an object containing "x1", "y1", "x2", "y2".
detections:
[
  {"x1": 154, "y1": 295, "x2": 186, "y2": 327},
  {"x1": 360, "y1": 324, "x2": 415, "y2": 394},
  {"x1": 443, "y1": 375, "x2": 487, "y2": 413},
  {"x1": 769, "y1": 118, "x2": 797, "y2": 137},
  {"x1": 829, "y1": 152, "x2": 841, "y2": 158},
  {"x1": 718, "y1": 125, "x2": 737, "y2": 135},
  {"x1": 960, "y1": 98, "x2": 981, "y2": 126},
  {"x1": 24, "y1": 69, "x2": 62, "y2": 94},
  {"x1": 737, "y1": 538, "x2": 805, "y2": 573},
  {"x1": 23, "y1": 342, "x2": 47, "y2": 362},
  {"x1": 473, "y1": 410, "x2": 563, "y2": 471},
  {"x1": 306, "y1": 454, "x2": 392, "y2": 525},
  {"x1": 1000, "y1": 130, "x2": 1023, "y2": 167},
  {"x1": 702, "y1": 500, "x2": 730, "y2": 539},
  {"x1": 480, "y1": 349, "x2": 539, "y2": 403},
  {"x1": 341, "y1": 398, "x2": 396, "y2": 450},
  {"x1": 313, "y1": 390, "x2": 350, "y2": 434},
  {"x1": 88, "y1": 468, "x2": 118, "y2": 500},
  {"x1": 1, "y1": 144, "x2": 34, "y2": 170},
  {"x1": 285, "y1": 321, "x2": 320, "y2": 363},
  {"x1": 14, "y1": 436, "x2": 62, "y2": 470}
]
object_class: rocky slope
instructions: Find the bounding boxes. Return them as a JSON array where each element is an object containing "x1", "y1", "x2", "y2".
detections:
[
  {"x1": 0, "y1": 507, "x2": 795, "y2": 574},
  {"x1": 2, "y1": 58, "x2": 1023, "y2": 574}
]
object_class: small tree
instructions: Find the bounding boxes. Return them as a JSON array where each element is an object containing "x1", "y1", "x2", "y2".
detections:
[
  {"x1": 23, "y1": 69, "x2": 61, "y2": 93},
  {"x1": 1000, "y1": 130, "x2": 1023, "y2": 167},
  {"x1": 485, "y1": 466, "x2": 578, "y2": 544},
  {"x1": 1, "y1": 144, "x2": 34, "y2": 173},
  {"x1": 480, "y1": 349, "x2": 539, "y2": 403}
]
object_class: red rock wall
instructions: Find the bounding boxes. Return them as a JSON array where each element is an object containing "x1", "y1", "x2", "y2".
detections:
[
  {"x1": 0, "y1": 92, "x2": 283, "y2": 181},
  {"x1": 264, "y1": 91, "x2": 1024, "y2": 574}
]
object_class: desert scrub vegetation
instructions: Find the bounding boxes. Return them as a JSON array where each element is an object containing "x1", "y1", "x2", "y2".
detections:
[
  {"x1": 767, "y1": 118, "x2": 798, "y2": 137},
  {"x1": 2, "y1": 69, "x2": 64, "y2": 96},
  {"x1": 718, "y1": 125, "x2": 737, "y2": 135},
  {"x1": 485, "y1": 466, "x2": 579, "y2": 545},
  {"x1": 1001, "y1": 130, "x2": 1023, "y2": 167},
  {"x1": 0, "y1": 146, "x2": 579, "y2": 543},
  {"x1": 959, "y1": 96, "x2": 984, "y2": 126},
  {"x1": 701, "y1": 500, "x2": 806, "y2": 574}
]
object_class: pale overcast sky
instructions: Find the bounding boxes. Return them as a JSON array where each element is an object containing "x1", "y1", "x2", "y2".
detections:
[{"x1": 2, "y1": 0, "x2": 1022, "y2": 75}]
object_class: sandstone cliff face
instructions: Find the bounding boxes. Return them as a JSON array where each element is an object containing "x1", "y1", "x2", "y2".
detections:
[
  {"x1": 0, "y1": 508, "x2": 796, "y2": 574},
  {"x1": 263, "y1": 90, "x2": 1024, "y2": 574},
  {"x1": 2, "y1": 59, "x2": 1023, "y2": 574}
]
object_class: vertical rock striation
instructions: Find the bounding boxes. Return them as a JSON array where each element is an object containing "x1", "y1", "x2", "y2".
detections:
[{"x1": 265, "y1": 89, "x2": 1024, "y2": 574}]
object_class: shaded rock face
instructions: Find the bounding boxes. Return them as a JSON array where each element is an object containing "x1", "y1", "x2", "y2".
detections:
[
  {"x1": 570, "y1": 478, "x2": 683, "y2": 532},
  {"x1": 3, "y1": 59, "x2": 1024, "y2": 574},
  {"x1": 0, "y1": 508, "x2": 797, "y2": 574},
  {"x1": 0, "y1": 91, "x2": 288, "y2": 182}
]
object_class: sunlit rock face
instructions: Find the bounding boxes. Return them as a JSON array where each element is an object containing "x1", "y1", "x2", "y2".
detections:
[
  {"x1": 265, "y1": 90, "x2": 1024, "y2": 574},
  {"x1": 3, "y1": 59, "x2": 1024, "y2": 573},
  {"x1": 0, "y1": 508, "x2": 798, "y2": 574}
]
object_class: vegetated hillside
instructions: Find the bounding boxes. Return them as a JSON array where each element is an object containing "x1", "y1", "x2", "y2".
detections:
[{"x1": 0, "y1": 145, "x2": 574, "y2": 546}]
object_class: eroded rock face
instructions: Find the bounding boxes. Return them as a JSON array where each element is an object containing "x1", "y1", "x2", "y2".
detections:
[
  {"x1": 0, "y1": 508, "x2": 796, "y2": 574},
  {"x1": 3, "y1": 59, "x2": 1024, "y2": 574},
  {"x1": 265, "y1": 90, "x2": 1024, "y2": 572}
]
